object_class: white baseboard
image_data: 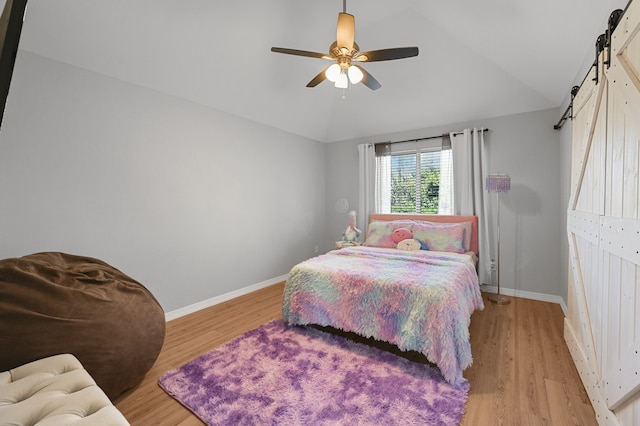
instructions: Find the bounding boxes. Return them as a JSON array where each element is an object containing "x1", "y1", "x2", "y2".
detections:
[
  {"x1": 480, "y1": 284, "x2": 568, "y2": 315},
  {"x1": 168, "y1": 279, "x2": 567, "y2": 322},
  {"x1": 164, "y1": 274, "x2": 289, "y2": 321}
]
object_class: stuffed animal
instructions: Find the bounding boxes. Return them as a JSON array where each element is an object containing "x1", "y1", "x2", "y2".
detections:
[
  {"x1": 397, "y1": 238, "x2": 429, "y2": 251},
  {"x1": 391, "y1": 226, "x2": 429, "y2": 252},
  {"x1": 416, "y1": 239, "x2": 430, "y2": 250},
  {"x1": 397, "y1": 239, "x2": 421, "y2": 251},
  {"x1": 391, "y1": 228, "x2": 427, "y2": 251},
  {"x1": 391, "y1": 228, "x2": 413, "y2": 244},
  {"x1": 343, "y1": 210, "x2": 361, "y2": 243}
]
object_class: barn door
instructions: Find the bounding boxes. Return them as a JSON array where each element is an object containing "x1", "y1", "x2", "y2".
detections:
[
  {"x1": 601, "y1": 3, "x2": 640, "y2": 415},
  {"x1": 566, "y1": 55, "x2": 610, "y2": 422},
  {"x1": 566, "y1": 1, "x2": 640, "y2": 425}
]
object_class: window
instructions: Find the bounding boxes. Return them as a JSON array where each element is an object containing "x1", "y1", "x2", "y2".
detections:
[{"x1": 376, "y1": 139, "x2": 453, "y2": 215}]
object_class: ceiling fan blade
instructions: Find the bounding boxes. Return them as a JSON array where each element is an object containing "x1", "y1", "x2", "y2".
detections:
[
  {"x1": 336, "y1": 13, "x2": 355, "y2": 52},
  {"x1": 354, "y1": 47, "x2": 419, "y2": 62},
  {"x1": 306, "y1": 68, "x2": 329, "y2": 88},
  {"x1": 271, "y1": 47, "x2": 332, "y2": 60},
  {"x1": 354, "y1": 65, "x2": 381, "y2": 90}
]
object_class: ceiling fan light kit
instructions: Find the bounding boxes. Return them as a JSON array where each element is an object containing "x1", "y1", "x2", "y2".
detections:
[
  {"x1": 347, "y1": 65, "x2": 363, "y2": 84},
  {"x1": 271, "y1": 0, "x2": 418, "y2": 92},
  {"x1": 326, "y1": 63, "x2": 363, "y2": 86},
  {"x1": 325, "y1": 64, "x2": 341, "y2": 82}
]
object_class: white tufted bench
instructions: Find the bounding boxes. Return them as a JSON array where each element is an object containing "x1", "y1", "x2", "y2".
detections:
[{"x1": 0, "y1": 353, "x2": 130, "y2": 425}]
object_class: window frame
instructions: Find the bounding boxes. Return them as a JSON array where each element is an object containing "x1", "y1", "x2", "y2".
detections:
[{"x1": 377, "y1": 137, "x2": 452, "y2": 215}]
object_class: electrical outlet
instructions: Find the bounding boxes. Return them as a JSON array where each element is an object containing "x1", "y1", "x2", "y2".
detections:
[
  {"x1": 314, "y1": 245, "x2": 319, "y2": 253},
  {"x1": 490, "y1": 261, "x2": 496, "y2": 271}
]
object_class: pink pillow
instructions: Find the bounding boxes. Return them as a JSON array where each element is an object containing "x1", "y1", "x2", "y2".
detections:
[
  {"x1": 412, "y1": 222, "x2": 466, "y2": 253},
  {"x1": 364, "y1": 221, "x2": 415, "y2": 248}
]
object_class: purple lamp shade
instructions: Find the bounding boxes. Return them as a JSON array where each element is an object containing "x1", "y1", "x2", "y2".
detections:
[{"x1": 486, "y1": 173, "x2": 511, "y2": 193}]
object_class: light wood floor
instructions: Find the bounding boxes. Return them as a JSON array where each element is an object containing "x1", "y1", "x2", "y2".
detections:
[{"x1": 114, "y1": 282, "x2": 596, "y2": 425}]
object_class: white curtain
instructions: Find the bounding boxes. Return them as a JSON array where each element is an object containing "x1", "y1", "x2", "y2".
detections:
[
  {"x1": 357, "y1": 143, "x2": 376, "y2": 236},
  {"x1": 438, "y1": 135, "x2": 454, "y2": 215},
  {"x1": 375, "y1": 144, "x2": 391, "y2": 214},
  {"x1": 451, "y1": 128, "x2": 492, "y2": 285}
]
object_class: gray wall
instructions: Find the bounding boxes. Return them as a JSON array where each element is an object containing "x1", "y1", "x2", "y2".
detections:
[
  {"x1": 557, "y1": 40, "x2": 604, "y2": 304},
  {"x1": 558, "y1": 102, "x2": 573, "y2": 304},
  {"x1": 0, "y1": 52, "x2": 326, "y2": 312},
  {"x1": 325, "y1": 108, "x2": 566, "y2": 300},
  {"x1": 0, "y1": 52, "x2": 573, "y2": 312}
]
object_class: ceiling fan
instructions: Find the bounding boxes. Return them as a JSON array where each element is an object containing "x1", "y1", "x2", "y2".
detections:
[{"x1": 271, "y1": 0, "x2": 419, "y2": 91}]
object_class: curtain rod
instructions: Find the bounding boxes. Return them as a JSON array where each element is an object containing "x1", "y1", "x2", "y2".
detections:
[{"x1": 376, "y1": 128, "x2": 489, "y2": 145}]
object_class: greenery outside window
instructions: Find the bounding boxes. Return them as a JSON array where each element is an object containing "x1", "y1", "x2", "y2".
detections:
[{"x1": 376, "y1": 139, "x2": 453, "y2": 215}]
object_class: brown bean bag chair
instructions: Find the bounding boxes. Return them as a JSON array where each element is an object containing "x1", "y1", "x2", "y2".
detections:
[{"x1": 0, "y1": 252, "x2": 165, "y2": 400}]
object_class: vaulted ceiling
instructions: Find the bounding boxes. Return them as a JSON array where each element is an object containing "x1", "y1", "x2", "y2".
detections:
[{"x1": 17, "y1": 0, "x2": 630, "y2": 142}]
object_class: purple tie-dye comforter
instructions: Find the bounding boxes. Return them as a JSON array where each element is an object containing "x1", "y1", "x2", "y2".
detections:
[{"x1": 282, "y1": 246, "x2": 484, "y2": 385}]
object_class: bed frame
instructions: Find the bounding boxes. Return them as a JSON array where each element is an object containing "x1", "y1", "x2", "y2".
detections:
[
  {"x1": 283, "y1": 213, "x2": 483, "y2": 384},
  {"x1": 368, "y1": 213, "x2": 479, "y2": 255}
]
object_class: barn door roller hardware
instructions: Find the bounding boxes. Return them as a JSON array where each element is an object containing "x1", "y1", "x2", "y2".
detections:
[
  {"x1": 593, "y1": 9, "x2": 624, "y2": 84},
  {"x1": 605, "y1": 9, "x2": 624, "y2": 67},
  {"x1": 555, "y1": 7, "x2": 625, "y2": 130},
  {"x1": 553, "y1": 86, "x2": 580, "y2": 130}
]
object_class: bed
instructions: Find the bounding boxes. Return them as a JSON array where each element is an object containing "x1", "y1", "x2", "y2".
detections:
[{"x1": 282, "y1": 214, "x2": 484, "y2": 385}]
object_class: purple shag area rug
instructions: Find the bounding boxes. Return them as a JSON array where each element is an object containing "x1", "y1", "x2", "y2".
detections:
[{"x1": 159, "y1": 320, "x2": 469, "y2": 425}]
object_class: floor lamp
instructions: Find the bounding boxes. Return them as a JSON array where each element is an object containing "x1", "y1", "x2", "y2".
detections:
[{"x1": 486, "y1": 173, "x2": 510, "y2": 305}]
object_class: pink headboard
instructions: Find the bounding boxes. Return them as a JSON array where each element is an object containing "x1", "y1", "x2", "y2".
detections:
[{"x1": 368, "y1": 214, "x2": 479, "y2": 255}]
